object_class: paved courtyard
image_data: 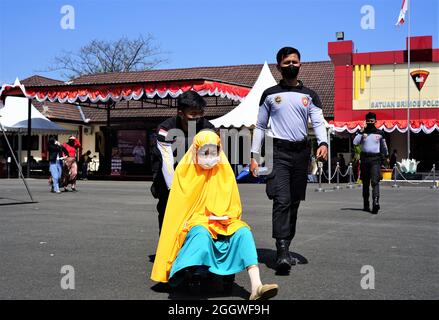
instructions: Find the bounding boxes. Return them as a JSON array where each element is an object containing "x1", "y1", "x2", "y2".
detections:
[{"x1": 0, "y1": 179, "x2": 438, "y2": 300}]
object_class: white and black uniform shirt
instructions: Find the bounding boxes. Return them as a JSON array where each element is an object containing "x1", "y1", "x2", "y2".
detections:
[{"x1": 251, "y1": 80, "x2": 328, "y2": 154}]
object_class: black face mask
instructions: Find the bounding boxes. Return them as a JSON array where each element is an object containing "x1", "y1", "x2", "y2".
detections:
[
  {"x1": 188, "y1": 117, "x2": 203, "y2": 125},
  {"x1": 280, "y1": 65, "x2": 300, "y2": 80},
  {"x1": 183, "y1": 117, "x2": 203, "y2": 128},
  {"x1": 365, "y1": 122, "x2": 377, "y2": 132}
]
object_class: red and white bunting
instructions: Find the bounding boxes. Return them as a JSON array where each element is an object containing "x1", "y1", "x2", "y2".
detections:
[{"x1": 330, "y1": 119, "x2": 439, "y2": 134}]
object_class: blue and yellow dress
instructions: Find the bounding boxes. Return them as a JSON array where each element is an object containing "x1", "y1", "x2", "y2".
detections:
[{"x1": 151, "y1": 131, "x2": 258, "y2": 284}]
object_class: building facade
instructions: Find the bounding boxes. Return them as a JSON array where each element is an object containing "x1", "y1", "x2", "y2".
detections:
[{"x1": 329, "y1": 35, "x2": 439, "y2": 171}]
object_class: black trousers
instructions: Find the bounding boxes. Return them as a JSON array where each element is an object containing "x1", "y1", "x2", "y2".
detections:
[
  {"x1": 151, "y1": 172, "x2": 170, "y2": 234},
  {"x1": 360, "y1": 155, "x2": 381, "y2": 200},
  {"x1": 157, "y1": 189, "x2": 169, "y2": 233},
  {"x1": 266, "y1": 140, "x2": 310, "y2": 240}
]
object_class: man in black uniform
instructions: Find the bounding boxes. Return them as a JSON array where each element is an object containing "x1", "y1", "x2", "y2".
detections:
[
  {"x1": 250, "y1": 47, "x2": 328, "y2": 274},
  {"x1": 353, "y1": 112, "x2": 389, "y2": 214},
  {"x1": 150, "y1": 91, "x2": 215, "y2": 233}
]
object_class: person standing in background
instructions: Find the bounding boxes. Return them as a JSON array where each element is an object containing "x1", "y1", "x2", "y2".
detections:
[
  {"x1": 389, "y1": 149, "x2": 398, "y2": 169},
  {"x1": 132, "y1": 140, "x2": 146, "y2": 164},
  {"x1": 353, "y1": 112, "x2": 389, "y2": 214},
  {"x1": 62, "y1": 136, "x2": 81, "y2": 192},
  {"x1": 80, "y1": 150, "x2": 92, "y2": 180},
  {"x1": 48, "y1": 137, "x2": 68, "y2": 194}
]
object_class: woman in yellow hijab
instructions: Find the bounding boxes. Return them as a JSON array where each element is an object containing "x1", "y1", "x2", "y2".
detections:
[{"x1": 151, "y1": 130, "x2": 278, "y2": 300}]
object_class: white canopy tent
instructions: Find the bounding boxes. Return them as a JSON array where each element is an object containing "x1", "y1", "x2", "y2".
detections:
[
  {"x1": 211, "y1": 62, "x2": 277, "y2": 128},
  {"x1": 0, "y1": 80, "x2": 77, "y2": 180},
  {"x1": 0, "y1": 96, "x2": 74, "y2": 170},
  {"x1": 0, "y1": 96, "x2": 72, "y2": 134}
]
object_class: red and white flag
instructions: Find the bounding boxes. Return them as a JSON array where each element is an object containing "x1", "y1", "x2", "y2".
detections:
[
  {"x1": 395, "y1": 0, "x2": 408, "y2": 25},
  {"x1": 158, "y1": 127, "x2": 168, "y2": 137}
]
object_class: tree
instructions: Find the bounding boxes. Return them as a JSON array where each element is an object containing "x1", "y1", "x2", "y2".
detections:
[{"x1": 48, "y1": 34, "x2": 168, "y2": 79}]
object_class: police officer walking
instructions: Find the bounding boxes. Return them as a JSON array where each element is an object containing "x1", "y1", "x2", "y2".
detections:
[
  {"x1": 353, "y1": 112, "x2": 389, "y2": 214},
  {"x1": 250, "y1": 47, "x2": 328, "y2": 274}
]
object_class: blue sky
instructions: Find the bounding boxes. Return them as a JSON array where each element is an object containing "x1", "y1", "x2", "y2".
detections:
[{"x1": 0, "y1": 0, "x2": 437, "y2": 84}]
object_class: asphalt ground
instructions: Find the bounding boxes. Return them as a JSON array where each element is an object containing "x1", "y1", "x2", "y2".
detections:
[{"x1": 0, "y1": 179, "x2": 438, "y2": 300}]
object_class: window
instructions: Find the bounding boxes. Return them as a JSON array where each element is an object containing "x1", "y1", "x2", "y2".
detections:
[{"x1": 13, "y1": 135, "x2": 39, "y2": 150}]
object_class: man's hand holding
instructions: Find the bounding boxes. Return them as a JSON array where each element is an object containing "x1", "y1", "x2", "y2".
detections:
[
  {"x1": 250, "y1": 158, "x2": 259, "y2": 177},
  {"x1": 316, "y1": 145, "x2": 328, "y2": 161}
]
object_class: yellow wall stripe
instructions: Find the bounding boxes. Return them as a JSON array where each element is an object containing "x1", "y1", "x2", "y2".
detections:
[
  {"x1": 360, "y1": 65, "x2": 365, "y2": 90},
  {"x1": 354, "y1": 65, "x2": 360, "y2": 100}
]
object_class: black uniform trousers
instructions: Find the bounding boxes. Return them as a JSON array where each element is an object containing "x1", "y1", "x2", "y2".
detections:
[
  {"x1": 150, "y1": 171, "x2": 169, "y2": 233},
  {"x1": 150, "y1": 140, "x2": 171, "y2": 233},
  {"x1": 360, "y1": 153, "x2": 381, "y2": 200},
  {"x1": 265, "y1": 138, "x2": 310, "y2": 241}
]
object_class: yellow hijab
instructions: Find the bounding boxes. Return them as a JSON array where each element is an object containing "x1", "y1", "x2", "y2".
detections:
[{"x1": 150, "y1": 130, "x2": 249, "y2": 283}]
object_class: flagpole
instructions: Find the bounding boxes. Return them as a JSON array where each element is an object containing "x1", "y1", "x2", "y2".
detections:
[{"x1": 407, "y1": 0, "x2": 411, "y2": 159}]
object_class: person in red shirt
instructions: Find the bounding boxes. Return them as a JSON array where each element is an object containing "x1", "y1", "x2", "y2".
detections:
[{"x1": 61, "y1": 136, "x2": 81, "y2": 191}]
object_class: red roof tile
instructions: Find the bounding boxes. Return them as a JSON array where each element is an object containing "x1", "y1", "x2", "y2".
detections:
[
  {"x1": 21, "y1": 75, "x2": 64, "y2": 87},
  {"x1": 71, "y1": 62, "x2": 334, "y2": 118},
  {"x1": 26, "y1": 61, "x2": 334, "y2": 121},
  {"x1": 33, "y1": 101, "x2": 83, "y2": 122},
  {"x1": 80, "y1": 98, "x2": 238, "y2": 122}
]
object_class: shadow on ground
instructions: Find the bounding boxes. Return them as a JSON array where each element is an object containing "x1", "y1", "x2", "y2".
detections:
[
  {"x1": 0, "y1": 198, "x2": 37, "y2": 206},
  {"x1": 150, "y1": 275, "x2": 250, "y2": 300},
  {"x1": 257, "y1": 248, "x2": 308, "y2": 275},
  {"x1": 340, "y1": 207, "x2": 374, "y2": 215},
  {"x1": 148, "y1": 248, "x2": 309, "y2": 299},
  {"x1": 148, "y1": 254, "x2": 250, "y2": 300}
]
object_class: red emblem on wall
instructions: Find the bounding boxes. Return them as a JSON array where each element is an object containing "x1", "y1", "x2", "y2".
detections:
[{"x1": 410, "y1": 70, "x2": 430, "y2": 91}]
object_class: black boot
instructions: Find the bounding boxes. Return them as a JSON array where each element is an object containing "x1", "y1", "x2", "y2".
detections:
[
  {"x1": 363, "y1": 198, "x2": 370, "y2": 212},
  {"x1": 289, "y1": 252, "x2": 297, "y2": 266},
  {"x1": 372, "y1": 197, "x2": 380, "y2": 214},
  {"x1": 188, "y1": 277, "x2": 201, "y2": 295},
  {"x1": 275, "y1": 239, "x2": 292, "y2": 274},
  {"x1": 185, "y1": 266, "x2": 207, "y2": 296},
  {"x1": 223, "y1": 274, "x2": 235, "y2": 293}
]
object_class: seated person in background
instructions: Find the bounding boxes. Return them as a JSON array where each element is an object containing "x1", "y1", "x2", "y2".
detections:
[
  {"x1": 28, "y1": 155, "x2": 37, "y2": 167},
  {"x1": 151, "y1": 130, "x2": 279, "y2": 300}
]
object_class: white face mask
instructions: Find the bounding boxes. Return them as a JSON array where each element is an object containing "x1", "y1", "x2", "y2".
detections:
[
  {"x1": 197, "y1": 144, "x2": 220, "y2": 170},
  {"x1": 198, "y1": 156, "x2": 220, "y2": 170}
]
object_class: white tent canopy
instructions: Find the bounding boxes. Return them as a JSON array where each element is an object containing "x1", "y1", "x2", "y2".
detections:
[
  {"x1": 0, "y1": 96, "x2": 72, "y2": 134},
  {"x1": 211, "y1": 62, "x2": 277, "y2": 128}
]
